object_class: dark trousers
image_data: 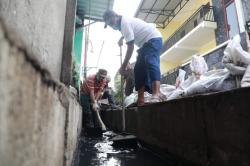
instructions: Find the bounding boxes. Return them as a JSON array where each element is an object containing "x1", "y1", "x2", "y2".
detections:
[
  {"x1": 80, "y1": 94, "x2": 100, "y2": 129},
  {"x1": 101, "y1": 90, "x2": 115, "y2": 105}
]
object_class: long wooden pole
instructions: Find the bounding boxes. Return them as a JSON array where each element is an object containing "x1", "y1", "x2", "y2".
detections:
[{"x1": 120, "y1": 46, "x2": 126, "y2": 132}]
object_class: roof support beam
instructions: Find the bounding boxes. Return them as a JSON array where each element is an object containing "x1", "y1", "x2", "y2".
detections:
[
  {"x1": 163, "y1": 0, "x2": 189, "y2": 28},
  {"x1": 156, "y1": 23, "x2": 166, "y2": 29},
  {"x1": 135, "y1": 0, "x2": 190, "y2": 29},
  {"x1": 143, "y1": 0, "x2": 158, "y2": 21},
  {"x1": 139, "y1": 9, "x2": 175, "y2": 16}
]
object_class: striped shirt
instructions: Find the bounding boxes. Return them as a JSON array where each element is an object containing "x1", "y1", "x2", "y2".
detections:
[{"x1": 81, "y1": 74, "x2": 107, "y2": 95}]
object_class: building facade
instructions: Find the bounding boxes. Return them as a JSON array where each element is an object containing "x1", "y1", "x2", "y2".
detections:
[{"x1": 135, "y1": 0, "x2": 250, "y2": 84}]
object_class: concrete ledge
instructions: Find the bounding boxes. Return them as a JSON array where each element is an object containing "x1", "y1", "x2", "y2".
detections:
[{"x1": 102, "y1": 88, "x2": 250, "y2": 166}]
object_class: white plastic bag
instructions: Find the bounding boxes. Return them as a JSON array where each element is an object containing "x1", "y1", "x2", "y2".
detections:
[
  {"x1": 167, "y1": 69, "x2": 230, "y2": 100},
  {"x1": 167, "y1": 89, "x2": 185, "y2": 100},
  {"x1": 176, "y1": 69, "x2": 186, "y2": 88},
  {"x1": 179, "y1": 75, "x2": 198, "y2": 90},
  {"x1": 167, "y1": 74, "x2": 200, "y2": 101},
  {"x1": 222, "y1": 35, "x2": 249, "y2": 75},
  {"x1": 184, "y1": 69, "x2": 230, "y2": 96},
  {"x1": 190, "y1": 55, "x2": 208, "y2": 78},
  {"x1": 124, "y1": 93, "x2": 137, "y2": 107},
  {"x1": 233, "y1": 35, "x2": 250, "y2": 65},
  {"x1": 160, "y1": 84, "x2": 176, "y2": 98},
  {"x1": 241, "y1": 65, "x2": 250, "y2": 87},
  {"x1": 224, "y1": 63, "x2": 246, "y2": 75}
]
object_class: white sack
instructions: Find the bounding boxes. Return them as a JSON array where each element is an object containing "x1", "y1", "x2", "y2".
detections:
[
  {"x1": 124, "y1": 93, "x2": 137, "y2": 107},
  {"x1": 223, "y1": 35, "x2": 249, "y2": 75},
  {"x1": 190, "y1": 55, "x2": 208, "y2": 76},
  {"x1": 160, "y1": 84, "x2": 176, "y2": 99},
  {"x1": 241, "y1": 65, "x2": 250, "y2": 87},
  {"x1": 184, "y1": 69, "x2": 230, "y2": 96},
  {"x1": 167, "y1": 89, "x2": 185, "y2": 100},
  {"x1": 176, "y1": 69, "x2": 186, "y2": 88}
]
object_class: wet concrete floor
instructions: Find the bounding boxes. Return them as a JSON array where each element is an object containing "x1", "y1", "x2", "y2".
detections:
[{"x1": 76, "y1": 131, "x2": 170, "y2": 166}]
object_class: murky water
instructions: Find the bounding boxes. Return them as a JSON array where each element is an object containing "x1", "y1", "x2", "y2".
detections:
[{"x1": 76, "y1": 131, "x2": 169, "y2": 166}]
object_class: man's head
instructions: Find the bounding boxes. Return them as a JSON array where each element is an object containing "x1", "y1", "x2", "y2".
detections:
[
  {"x1": 96, "y1": 69, "x2": 107, "y2": 81},
  {"x1": 103, "y1": 10, "x2": 120, "y2": 30}
]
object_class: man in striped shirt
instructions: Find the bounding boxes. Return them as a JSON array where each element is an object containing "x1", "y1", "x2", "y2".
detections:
[{"x1": 80, "y1": 69, "x2": 108, "y2": 131}]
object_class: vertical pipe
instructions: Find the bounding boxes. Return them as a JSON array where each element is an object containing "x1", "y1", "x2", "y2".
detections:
[{"x1": 83, "y1": 28, "x2": 88, "y2": 79}]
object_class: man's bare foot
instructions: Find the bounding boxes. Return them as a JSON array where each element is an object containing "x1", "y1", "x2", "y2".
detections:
[{"x1": 137, "y1": 99, "x2": 144, "y2": 106}]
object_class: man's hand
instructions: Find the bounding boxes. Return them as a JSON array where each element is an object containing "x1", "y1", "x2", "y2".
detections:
[
  {"x1": 118, "y1": 36, "x2": 124, "y2": 47},
  {"x1": 119, "y1": 65, "x2": 126, "y2": 76},
  {"x1": 92, "y1": 101, "x2": 100, "y2": 111}
]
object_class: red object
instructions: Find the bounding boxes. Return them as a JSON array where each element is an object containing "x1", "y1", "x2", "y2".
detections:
[{"x1": 81, "y1": 74, "x2": 107, "y2": 95}]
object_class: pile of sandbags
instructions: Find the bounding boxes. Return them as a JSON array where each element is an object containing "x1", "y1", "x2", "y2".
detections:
[
  {"x1": 124, "y1": 35, "x2": 250, "y2": 107},
  {"x1": 166, "y1": 55, "x2": 230, "y2": 100},
  {"x1": 222, "y1": 35, "x2": 250, "y2": 87}
]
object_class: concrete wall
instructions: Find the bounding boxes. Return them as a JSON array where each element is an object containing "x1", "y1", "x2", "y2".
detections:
[
  {"x1": 0, "y1": 21, "x2": 81, "y2": 166},
  {"x1": 60, "y1": 0, "x2": 77, "y2": 86},
  {"x1": 212, "y1": 0, "x2": 228, "y2": 45},
  {"x1": 102, "y1": 87, "x2": 250, "y2": 166},
  {"x1": 242, "y1": 0, "x2": 250, "y2": 22},
  {"x1": 65, "y1": 92, "x2": 82, "y2": 166},
  {"x1": 0, "y1": 0, "x2": 67, "y2": 80}
]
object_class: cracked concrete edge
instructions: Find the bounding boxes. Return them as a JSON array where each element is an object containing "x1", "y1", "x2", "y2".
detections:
[{"x1": 0, "y1": 17, "x2": 72, "y2": 109}]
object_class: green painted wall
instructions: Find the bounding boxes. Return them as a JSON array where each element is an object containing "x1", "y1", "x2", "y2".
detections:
[{"x1": 73, "y1": 28, "x2": 84, "y2": 92}]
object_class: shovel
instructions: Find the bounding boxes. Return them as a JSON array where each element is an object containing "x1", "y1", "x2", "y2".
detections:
[
  {"x1": 110, "y1": 44, "x2": 137, "y2": 148},
  {"x1": 94, "y1": 107, "x2": 106, "y2": 131}
]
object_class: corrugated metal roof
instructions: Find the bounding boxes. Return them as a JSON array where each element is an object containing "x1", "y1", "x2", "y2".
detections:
[
  {"x1": 135, "y1": 0, "x2": 189, "y2": 28},
  {"x1": 77, "y1": 0, "x2": 114, "y2": 21}
]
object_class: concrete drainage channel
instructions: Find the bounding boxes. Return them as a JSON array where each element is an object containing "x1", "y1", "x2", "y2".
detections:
[{"x1": 72, "y1": 131, "x2": 193, "y2": 166}]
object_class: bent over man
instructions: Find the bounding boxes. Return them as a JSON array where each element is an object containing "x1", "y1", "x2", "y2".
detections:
[{"x1": 80, "y1": 69, "x2": 107, "y2": 132}]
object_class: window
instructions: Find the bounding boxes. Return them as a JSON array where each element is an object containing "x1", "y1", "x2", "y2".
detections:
[{"x1": 224, "y1": 0, "x2": 240, "y2": 38}]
